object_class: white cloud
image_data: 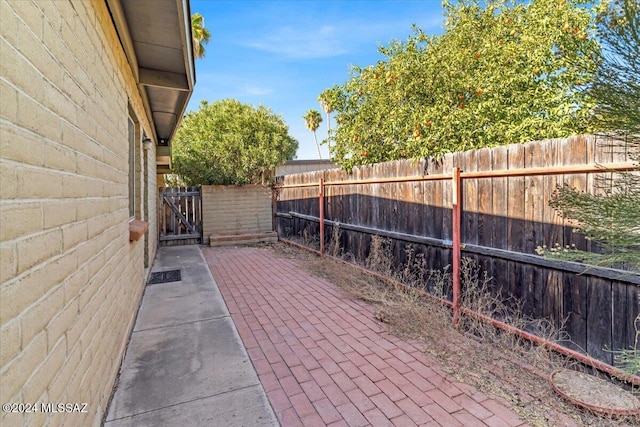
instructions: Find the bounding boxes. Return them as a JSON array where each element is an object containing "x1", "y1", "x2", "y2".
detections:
[
  {"x1": 241, "y1": 83, "x2": 273, "y2": 96},
  {"x1": 243, "y1": 25, "x2": 348, "y2": 59},
  {"x1": 188, "y1": 73, "x2": 273, "y2": 101},
  {"x1": 241, "y1": 12, "x2": 444, "y2": 60}
]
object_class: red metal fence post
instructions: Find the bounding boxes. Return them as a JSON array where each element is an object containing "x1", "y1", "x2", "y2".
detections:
[
  {"x1": 271, "y1": 185, "x2": 277, "y2": 235},
  {"x1": 452, "y1": 167, "x2": 462, "y2": 328},
  {"x1": 319, "y1": 178, "x2": 325, "y2": 256}
]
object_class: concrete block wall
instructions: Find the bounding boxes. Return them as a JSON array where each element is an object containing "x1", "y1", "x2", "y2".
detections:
[
  {"x1": 0, "y1": 1, "x2": 156, "y2": 425},
  {"x1": 202, "y1": 185, "x2": 274, "y2": 241}
]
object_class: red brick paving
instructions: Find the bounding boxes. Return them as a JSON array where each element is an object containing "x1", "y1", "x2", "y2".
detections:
[{"x1": 203, "y1": 246, "x2": 529, "y2": 426}]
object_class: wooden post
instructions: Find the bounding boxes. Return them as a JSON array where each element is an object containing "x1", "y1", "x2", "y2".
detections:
[
  {"x1": 319, "y1": 178, "x2": 325, "y2": 256},
  {"x1": 452, "y1": 167, "x2": 462, "y2": 328}
]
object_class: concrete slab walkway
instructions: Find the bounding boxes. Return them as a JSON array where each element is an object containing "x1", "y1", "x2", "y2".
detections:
[
  {"x1": 203, "y1": 246, "x2": 530, "y2": 427},
  {"x1": 104, "y1": 246, "x2": 277, "y2": 427}
]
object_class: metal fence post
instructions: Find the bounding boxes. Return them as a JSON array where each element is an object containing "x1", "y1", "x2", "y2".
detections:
[
  {"x1": 319, "y1": 178, "x2": 325, "y2": 256},
  {"x1": 452, "y1": 167, "x2": 462, "y2": 328}
]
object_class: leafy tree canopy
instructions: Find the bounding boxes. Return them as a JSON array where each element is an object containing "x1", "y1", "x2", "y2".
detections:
[
  {"x1": 172, "y1": 99, "x2": 298, "y2": 185},
  {"x1": 589, "y1": 0, "x2": 639, "y2": 139},
  {"x1": 320, "y1": 0, "x2": 601, "y2": 170},
  {"x1": 541, "y1": 0, "x2": 640, "y2": 271}
]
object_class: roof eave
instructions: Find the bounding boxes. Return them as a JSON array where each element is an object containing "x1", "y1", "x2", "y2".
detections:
[{"x1": 105, "y1": 0, "x2": 195, "y2": 152}]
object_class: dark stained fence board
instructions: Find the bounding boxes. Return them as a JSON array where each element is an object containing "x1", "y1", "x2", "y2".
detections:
[
  {"x1": 489, "y1": 257, "x2": 509, "y2": 304},
  {"x1": 425, "y1": 159, "x2": 441, "y2": 271},
  {"x1": 369, "y1": 164, "x2": 381, "y2": 231},
  {"x1": 325, "y1": 170, "x2": 334, "y2": 223},
  {"x1": 523, "y1": 142, "x2": 546, "y2": 321},
  {"x1": 488, "y1": 144, "x2": 510, "y2": 305},
  {"x1": 524, "y1": 141, "x2": 545, "y2": 254},
  {"x1": 544, "y1": 269, "x2": 564, "y2": 333},
  {"x1": 586, "y1": 276, "x2": 614, "y2": 365},
  {"x1": 475, "y1": 148, "x2": 494, "y2": 295},
  {"x1": 441, "y1": 154, "x2": 454, "y2": 241},
  {"x1": 430, "y1": 158, "x2": 444, "y2": 241},
  {"x1": 379, "y1": 162, "x2": 391, "y2": 234},
  {"x1": 491, "y1": 145, "x2": 509, "y2": 251},
  {"x1": 509, "y1": 260, "x2": 525, "y2": 305},
  {"x1": 506, "y1": 145, "x2": 525, "y2": 302},
  {"x1": 389, "y1": 162, "x2": 399, "y2": 234},
  {"x1": 440, "y1": 154, "x2": 454, "y2": 271},
  {"x1": 363, "y1": 165, "x2": 375, "y2": 230},
  {"x1": 476, "y1": 148, "x2": 492, "y2": 250},
  {"x1": 399, "y1": 161, "x2": 415, "y2": 235},
  {"x1": 413, "y1": 161, "x2": 427, "y2": 238},
  {"x1": 543, "y1": 139, "x2": 563, "y2": 250},
  {"x1": 461, "y1": 149, "x2": 478, "y2": 246},
  {"x1": 563, "y1": 271, "x2": 588, "y2": 353},
  {"x1": 612, "y1": 282, "x2": 639, "y2": 356},
  {"x1": 507, "y1": 144, "x2": 525, "y2": 253},
  {"x1": 562, "y1": 137, "x2": 589, "y2": 251}
]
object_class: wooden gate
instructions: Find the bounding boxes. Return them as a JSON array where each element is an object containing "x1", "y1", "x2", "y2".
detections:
[{"x1": 158, "y1": 186, "x2": 202, "y2": 246}]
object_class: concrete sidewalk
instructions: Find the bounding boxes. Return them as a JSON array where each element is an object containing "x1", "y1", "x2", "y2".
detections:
[{"x1": 104, "y1": 246, "x2": 277, "y2": 426}]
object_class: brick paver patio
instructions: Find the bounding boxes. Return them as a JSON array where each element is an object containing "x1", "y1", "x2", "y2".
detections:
[{"x1": 203, "y1": 246, "x2": 528, "y2": 427}]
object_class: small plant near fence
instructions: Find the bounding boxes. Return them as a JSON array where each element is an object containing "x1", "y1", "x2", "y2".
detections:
[{"x1": 612, "y1": 315, "x2": 640, "y2": 382}]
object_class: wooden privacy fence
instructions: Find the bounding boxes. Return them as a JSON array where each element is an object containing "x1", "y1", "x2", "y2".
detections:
[
  {"x1": 158, "y1": 186, "x2": 202, "y2": 246},
  {"x1": 274, "y1": 135, "x2": 640, "y2": 380}
]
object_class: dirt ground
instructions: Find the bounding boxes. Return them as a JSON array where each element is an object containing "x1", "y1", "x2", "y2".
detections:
[{"x1": 268, "y1": 241, "x2": 640, "y2": 427}]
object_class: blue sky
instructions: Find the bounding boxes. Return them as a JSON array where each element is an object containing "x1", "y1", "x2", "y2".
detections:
[{"x1": 188, "y1": 0, "x2": 446, "y2": 159}]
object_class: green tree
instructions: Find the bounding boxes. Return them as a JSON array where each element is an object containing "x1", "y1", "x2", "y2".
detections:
[
  {"x1": 191, "y1": 12, "x2": 211, "y2": 59},
  {"x1": 321, "y1": 0, "x2": 600, "y2": 170},
  {"x1": 540, "y1": 0, "x2": 639, "y2": 271},
  {"x1": 172, "y1": 100, "x2": 298, "y2": 185},
  {"x1": 303, "y1": 109, "x2": 323, "y2": 159},
  {"x1": 589, "y1": 0, "x2": 639, "y2": 139}
]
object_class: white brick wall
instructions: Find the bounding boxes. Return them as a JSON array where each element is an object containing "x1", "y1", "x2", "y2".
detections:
[
  {"x1": 202, "y1": 185, "x2": 274, "y2": 240},
  {"x1": 0, "y1": 0, "x2": 157, "y2": 425}
]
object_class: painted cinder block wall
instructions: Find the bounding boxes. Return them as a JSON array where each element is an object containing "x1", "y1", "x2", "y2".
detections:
[
  {"x1": 202, "y1": 185, "x2": 274, "y2": 242},
  {"x1": 0, "y1": 1, "x2": 157, "y2": 425}
]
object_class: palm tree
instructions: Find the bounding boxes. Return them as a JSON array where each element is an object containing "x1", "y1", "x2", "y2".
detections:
[
  {"x1": 318, "y1": 96, "x2": 333, "y2": 150},
  {"x1": 303, "y1": 109, "x2": 323, "y2": 159},
  {"x1": 191, "y1": 13, "x2": 211, "y2": 59},
  {"x1": 318, "y1": 88, "x2": 339, "y2": 154}
]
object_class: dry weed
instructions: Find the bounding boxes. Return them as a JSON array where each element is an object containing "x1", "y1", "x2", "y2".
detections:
[
  {"x1": 327, "y1": 224, "x2": 343, "y2": 258},
  {"x1": 300, "y1": 225, "x2": 319, "y2": 250},
  {"x1": 365, "y1": 235, "x2": 394, "y2": 275}
]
